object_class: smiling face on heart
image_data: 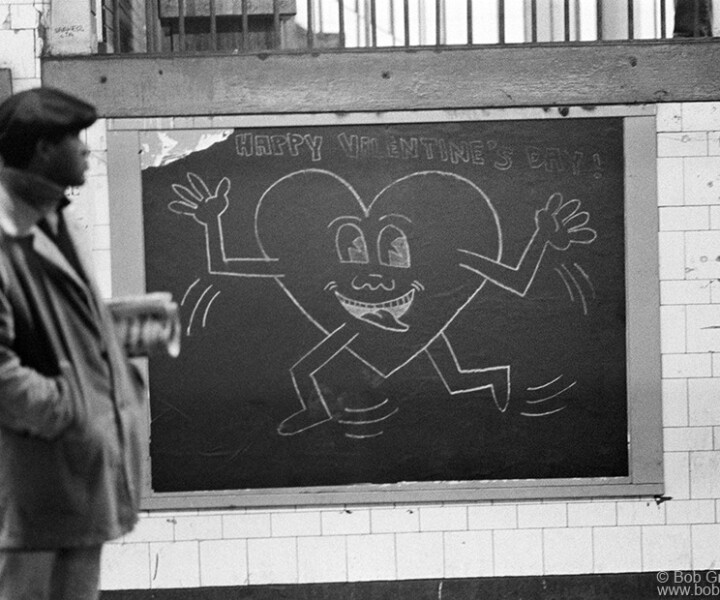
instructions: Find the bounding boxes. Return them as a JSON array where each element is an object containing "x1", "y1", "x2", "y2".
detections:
[{"x1": 255, "y1": 169, "x2": 501, "y2": 375}]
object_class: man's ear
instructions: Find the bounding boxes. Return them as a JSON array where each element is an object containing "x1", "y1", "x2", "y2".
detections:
[
  {"x1": 25, "y1": 137, "x2": 56, "y2": 176},
  {"x1": 34, "y1": 137, "x2": 53, "y2": 160}
]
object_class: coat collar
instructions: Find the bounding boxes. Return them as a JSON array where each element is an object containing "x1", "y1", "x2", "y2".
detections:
[
  {"x1": 0, "y1": 167, "x2": 66, "y2": 233},
  {"x1": 0, "y1": 167, "x2": 88, "y2": 291}
]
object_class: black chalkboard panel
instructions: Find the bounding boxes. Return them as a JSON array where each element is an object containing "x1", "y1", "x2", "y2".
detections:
[{"x1": 141, "y1": 117, "x2": 626, "y2": 493}]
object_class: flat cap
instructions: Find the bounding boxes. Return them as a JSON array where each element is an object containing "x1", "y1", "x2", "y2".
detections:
[{"x1": 0, "y1": 87, "x2": 97, "y2": 153}]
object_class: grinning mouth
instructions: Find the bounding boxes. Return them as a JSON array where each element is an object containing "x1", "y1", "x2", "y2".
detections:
[{"x1": 334, "y1": 288, "x2": 415, "y2": 326}]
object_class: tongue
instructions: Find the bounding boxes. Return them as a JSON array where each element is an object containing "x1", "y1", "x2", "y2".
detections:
[{"x1": 360, "y1": 309, "x2": 409, "y2": 332}]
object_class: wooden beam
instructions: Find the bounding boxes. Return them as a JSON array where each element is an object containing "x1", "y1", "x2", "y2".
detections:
[
  {"x1": 159, "y1": 0, "x2": 296, "y2": 17},
  {"x1": 42, "y1": 41, "x2": 720, "y2": 117}
]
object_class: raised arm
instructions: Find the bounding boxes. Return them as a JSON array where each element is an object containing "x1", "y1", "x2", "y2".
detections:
[
  {"x1": 169, "y1": 173, "x2": 282, "y2": 277},
  {"x1": 458, "y1": 193, "x2": 596, "y2": 297}
]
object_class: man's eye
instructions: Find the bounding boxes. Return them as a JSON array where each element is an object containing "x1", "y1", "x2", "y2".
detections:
[
  {"x1": 378, "y1": 225, "x2": 410, "y2": 268},
  {"x1": 336, "y1": 223, "x2": 368, "y2": 264}
]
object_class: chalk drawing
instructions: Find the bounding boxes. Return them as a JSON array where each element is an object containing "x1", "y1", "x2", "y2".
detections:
[{"x1": 169, "y1": 170, "x2": 596, "y2": 435}]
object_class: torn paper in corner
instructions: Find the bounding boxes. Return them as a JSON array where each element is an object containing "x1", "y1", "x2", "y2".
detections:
[{"x1": 140, "y1": 130, "x2": 233, "y2": 170}]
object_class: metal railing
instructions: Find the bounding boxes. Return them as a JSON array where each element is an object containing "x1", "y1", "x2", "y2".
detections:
[{"x1": 100, "y1": 0, "x2": 714, "y2": 55}]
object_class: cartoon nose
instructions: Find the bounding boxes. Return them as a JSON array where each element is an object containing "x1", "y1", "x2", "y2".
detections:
[{"x1": 351, "y1": 274, "x2": 395, "y2": 292}]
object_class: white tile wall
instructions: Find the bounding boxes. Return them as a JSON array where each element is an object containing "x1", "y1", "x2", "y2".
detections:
[
  {"x1": 272, "y1": 511, "x2": 321, "y2": 537},
  {"x1": 149, "y1": 541, "x2": 200, "y2": 588},
  {"x1": 664, "y1": 499, "x2": 715, "y2": 524},
  {"x1": 443, "y1": 531, "x2": 493, "y2": 578},
  {"x1": 688, "y1": 378, "x2": 720, "y2": 426},
  {"x1": 517, "y1": 503, "x2": 567, "y2": 529},
  {"x1": 566, "y1": 502, "x2": 616, "y2": 527},
  {"x1": 6, "y1": 7, "x2": 720, "y2": 588},
  {"x1": 657, "y1": 157, "x2": 684, "y2": 206},
  {"x1": 467, "y1": 503, "x2": 517, "y2": 529},
  {"x1": 247, "y1": 538, "x2": 297, "y2": 584},
  {"x1": 346, "y1": 534, "x2": 396, "y2": 581},
  {"x1": 616, "y1": 500, "x2": 666, "y2": 526},
  {"x1": 371, "y1": 507, "x2": 420, "y2": 533},
  {"x1": 658, "y1": 132, "x2": 708, "y2": 157},
  {"x1": 642, "y1": 525, "x2": 693, "y2": 571},
  {"x1": 101, "y1": 543, "x2": 151, "y2": 590},
  {"x1": 419, "y1": 506, "x2": 467, "y2": 531},
  {"x1": 593, "y1": 526, "x2": 642, "y2": 573},
  {"x1": 690, "y1": 452, "x2": 720, "y2": 498},
  {"x1": 493, "y1": 529, "x2": 543, "y2": 576},
  {"x1": 297, "y1": 536, "x2": 347, "y2": 583},
  {"x1": 322, "y1": 509, "x2": 371, "y2": 536},
  {"x1": 396, "y1": 532, "x2": 444, "y2": 579},
  {"x1": 223, "y1": 512, "x2": 272, "y2": 539},
  {"x1": 663, "y1": 452, "x2": 690, "y2": 499},
  {"x1": 199, "y1": 539, "x2": 248, "y2": 586},
  {"x1": 543, "y1": 528, "x2": 593, "y2": 574},
  {"x1": 691, "y1": 524, "x2": 720, "y2": 570},
  {"x1": 662, "y1": 379, "x2": 689, "y2": 427}
]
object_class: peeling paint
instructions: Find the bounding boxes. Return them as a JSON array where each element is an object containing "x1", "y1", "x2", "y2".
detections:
[{"x1": 140, "y1": 129, "x2": 232, "y2": 170}]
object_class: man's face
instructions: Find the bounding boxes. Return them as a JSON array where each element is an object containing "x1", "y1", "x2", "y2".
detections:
[{"x1": 44, "y1": 131, "x2": 89, "y2": 188}]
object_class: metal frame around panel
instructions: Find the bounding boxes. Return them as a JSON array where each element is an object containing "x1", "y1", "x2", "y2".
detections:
[{"x1": 107, "y1": 105, "x2": 661, "y2": 509}]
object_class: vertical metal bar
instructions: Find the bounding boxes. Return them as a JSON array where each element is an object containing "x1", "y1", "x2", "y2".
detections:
[
  {"x1": 389, "y1": 0, "x2": 396, "y2": 43},
  {"x1": 574, "y1": 0, "x2": 581, "y2": 41},
  {"x1": 627, "y1": 0, "x2": 634, "y2": 39},
  {"x1": 498, "y1": 0, "x2": 505, "y2": 44},
  {"x1": 178, "y1": 0, "x2": 186, "y2": 51},
  {"x1": 564, "y1": 0, "x2": 571, "y2": 40},
  {"x1": 112, "y1": 0, "x2": 121, "y2": 52},
  {"x1": 436, "y1": 0, "x2": 442, "y2": 45},
  {"x1": 660, "y1": 0, "x2": 666, "y2": 38},
  {"x1": 145, "y1": 0, "x2": 156, "y2": 52},
  {"x1": 466, "y1": 0, "x2": 473, "y2": 44},
  {"x1": 337, "y1": 0, "x2": 346, "y2": 47},
  {"x1": 355, "y1": 0, "x2": 361, "y2": 46},
  {"x1": 242, "y1": 0, "x2": 250, "y2": 51},
  {"x1": 307, "y1": 0, "x2": 314, "y2": 48},
  {"x1": 370, "y1": 0, "x2": 377, "y2": 46},
  {"x1": 154, "y1": 0, "x2": 164, "y2": 52},
  {"x1": 403, "y1": 0, "x2": 410, "y2": 46},
  {"x1": 596, "y1": 0, "x2": 603, "y2": 40},
  {"x1": 273, "y1": 0, "x2": 282, "y2": 48},
  {"x1": 209, "y1": 0, "x2": 217, "y2": 51},
  {"x1": 530, "y1": 0, "x2": 537, "y2": 42}
]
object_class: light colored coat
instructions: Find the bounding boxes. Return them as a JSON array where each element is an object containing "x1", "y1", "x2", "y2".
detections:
[{"x1": 0, "y1": 174, "x2": 146, "y2": 549}]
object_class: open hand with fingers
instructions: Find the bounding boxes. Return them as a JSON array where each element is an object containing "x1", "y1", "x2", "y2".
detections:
[
  {"x1": 168, "y1": 172, "x2": 231, "y2": 225},
  {"x1": 535, "y1": 192, "x2": 597, "y2": 251}
]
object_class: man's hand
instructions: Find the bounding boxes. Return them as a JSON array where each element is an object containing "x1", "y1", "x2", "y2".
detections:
[
  {"x1": 168, "y1": 172, "x2": 230, "y2": 225},
  {"x1": 535, "y1": 192, "x2": 596, "y2": 251}
]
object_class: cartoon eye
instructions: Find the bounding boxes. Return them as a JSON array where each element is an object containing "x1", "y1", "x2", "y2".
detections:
[
  {"x1": 378, "y1": 225, "x2": 410, "y2": 268},
  {"x1": 336, "y1": 223, "x2": 369, "y2": 264}
]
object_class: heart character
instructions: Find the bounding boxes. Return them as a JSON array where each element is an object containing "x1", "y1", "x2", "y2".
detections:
[
  {"x1": 169, "y1": 169, "x2": 596, "y2": 435},
  {"x1": 255, "y1": 169, "x2": 502, "y2": 375}
]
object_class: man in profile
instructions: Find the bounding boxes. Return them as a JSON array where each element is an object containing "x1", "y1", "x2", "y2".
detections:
[{"x1": 0, "y1": 87, "x2": 146, "y2": 599}]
